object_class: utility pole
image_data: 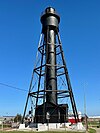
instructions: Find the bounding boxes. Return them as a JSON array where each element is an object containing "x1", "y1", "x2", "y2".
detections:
[{"x1": 83, "y1": 82, "x2": 88, "y2": 132}]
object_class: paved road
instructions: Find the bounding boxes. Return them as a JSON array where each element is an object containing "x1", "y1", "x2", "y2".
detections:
[{"x1": 95, "y1": 128, "x2": 100, "y2": 133}]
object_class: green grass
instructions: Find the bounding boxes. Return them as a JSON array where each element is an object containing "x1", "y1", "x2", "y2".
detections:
[
  {"x1": 88, "y1": 121, "x2": 100, "y2": 126},
  {"x1": 34, "y1": 132, "x2": 85, "y2": 133},
  {"x1": 88, "y1": 128, "x2": 96, "y2": 133},
  {"x1": 0, "y1": 131, "x2": 85, "y2": 133},
  {"x1": 0, "y1": 124, "x2": 11, "y2": 129}
]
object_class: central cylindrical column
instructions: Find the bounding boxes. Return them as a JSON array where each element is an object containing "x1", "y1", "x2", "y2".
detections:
[
  {"x1": 41, "y1": 7, "x2": 60, "y2": 105},
  {"x1": 45, "y1": 28, "x2": 57, "y2": 104}
]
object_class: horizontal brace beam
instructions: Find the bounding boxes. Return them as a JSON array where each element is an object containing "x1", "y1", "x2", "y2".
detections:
[
  {"x1": 56, "y1": 65, "x2": 65, "y2": 70},
  {"x1": 57, "y1": 91, "x2": 69, "y2": 95},
  {"x1": 57, "y1": 72, "x2": 65, "y2": 76},
  {"x1": 38, "y1": 49, "x2": 45, "y2": 55},
  {"x1": 34, "y1": 64, "x2": 46, "y2": 71},
  {"x1": 46, "y1": 64, "x2": 64, "y2": 68},
  {"x1": 55, "y1": 44, "x2": 61, "y2": 49},
  {"x1": 37, "y1": 96, "x2": 44, "y2": 98},
  {"x1": 29, "y1": 95, "x2": 37, "y2": 98},
  {"x1": 34, "y1": 69, "x2": 45, "y2": 76},
  {"x1": 38, "y1": 43, "x2": 46, "y2": 50},
  {"x1": 29, "y1": 89, "x2": 69, "y2": 95},
  {"x1": 56, "y1": 50, "x2": 63, "y2": 55},
  {"x1": 58, "y1": 95, "x2": 70, "y2": 98},
  {"x1": 29, "y1": 89, "x2": 44, "y2": 95},
  {"x1": 45, "y1": 89, "x2": 68, "y2": 92},
  {"x1": 34, "y1": 70, "x2": 40, "y2": 76}
]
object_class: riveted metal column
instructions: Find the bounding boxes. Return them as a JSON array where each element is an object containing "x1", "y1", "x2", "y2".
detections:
[{"x1": 41, "y1": 7, "x2": 60, "y2": 105}]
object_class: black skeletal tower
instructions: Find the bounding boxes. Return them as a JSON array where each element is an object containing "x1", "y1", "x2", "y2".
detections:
[{"x1": 22, "y1": 7, "x2": 79, "y2": 124}]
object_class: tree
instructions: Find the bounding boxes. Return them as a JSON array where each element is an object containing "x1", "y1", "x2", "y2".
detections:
[{"x1": 14, "y1": 114, "x2": 22, "y2": 122}]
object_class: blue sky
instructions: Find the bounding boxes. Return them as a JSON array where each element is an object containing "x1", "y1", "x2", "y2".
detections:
[{"x1": 0, "y1": 0, "x2": 100, "y2": 116}]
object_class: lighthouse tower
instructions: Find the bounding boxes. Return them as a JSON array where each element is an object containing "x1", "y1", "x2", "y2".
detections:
[{"x1": 22, "y1": 7, "x2": 79, "y2": 128}]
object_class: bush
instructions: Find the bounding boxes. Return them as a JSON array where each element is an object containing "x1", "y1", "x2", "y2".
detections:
[{"x1": 14, "y1": 114, "x2": 22, "y2": 122}]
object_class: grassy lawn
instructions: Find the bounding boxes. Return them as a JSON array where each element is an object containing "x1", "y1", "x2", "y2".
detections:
[
  {"x1": 0, "y1": 124, "x2": 11, "y2": 129},
  {"x1": 0, "y1": 128, "x2": 96, "y2": 133},
  {"x1": 88, "y1": 121, "x2": 100, "y2": 128},
  {"x1": 0, "y1": 131, "x2": 85, "y2": 133},
  {"x1": 88, "y1": 128, "x2": 96, "y2": 133}
]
